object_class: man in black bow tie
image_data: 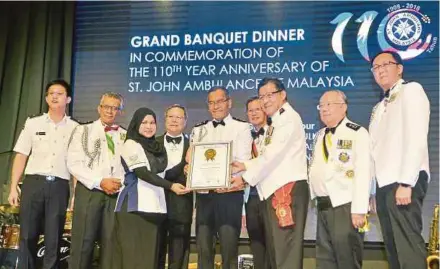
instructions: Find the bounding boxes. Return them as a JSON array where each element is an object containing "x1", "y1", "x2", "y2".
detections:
[
  {"x1": 157, "y1": 104, "x2": 193, "y2": 269},
  {"x1": 309, "y1": 90, "x2": 371, "y2": 269},
  {"x1": 245, "y1": 96, "x2": 271, "y2": 269},
  {"x1": 67, "y1": 92, "x2": 126, "y2": 269},
  {"x1": 188, "y1": 86, "x2": 252, "y2": 269},
  {"x1": 369, "y1": 51, "x2": 431, "y2": 269}
]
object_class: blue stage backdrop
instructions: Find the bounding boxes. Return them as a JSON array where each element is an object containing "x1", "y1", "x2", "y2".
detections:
[{"x1": 72, "y1": 1, "x2": 439, "y2": 242}]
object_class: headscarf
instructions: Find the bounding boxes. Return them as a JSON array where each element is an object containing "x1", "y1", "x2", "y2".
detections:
[{"x1": 126, "y1": 107, "x2": 167, "y2": 173}]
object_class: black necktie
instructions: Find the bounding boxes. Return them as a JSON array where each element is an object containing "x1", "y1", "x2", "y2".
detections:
[
  {"x1": 213, "y1": 120, "x2": 225, "y2": 128},
  {"x1": 166, "y1": 135, "x2": 182, "y2": 144},
  {"x1": 251, "y1": 128, "x2": 265, "y2": 139}
]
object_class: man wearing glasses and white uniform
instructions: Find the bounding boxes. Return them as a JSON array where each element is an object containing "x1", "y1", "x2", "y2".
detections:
[
  {"x1": 369, "y1": 51, "x2": 430, "y2": 269},
  {"x1": 67, "y1": 92, "x2": 126, "y2": 269}
]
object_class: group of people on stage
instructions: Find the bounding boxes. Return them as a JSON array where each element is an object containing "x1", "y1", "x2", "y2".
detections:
[{"x1": 7, "y1": 50, "x2": 430, "y2": 269}]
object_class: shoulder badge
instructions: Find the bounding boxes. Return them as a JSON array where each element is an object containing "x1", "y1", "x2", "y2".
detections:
[
  {"x1": 402, "y1": 80, "x2": 414, "y2": 84},
  {"x1": 346, "y1": 122, "x2": 361, "y2": 131},
  {"x1": 81, "y1": 120, "x2": 94, "y2": 125},
  {"x1": 29, "y1": 113, "x2": 44, "y2": 119},
  {"x1": 279, "y1": 107, "x2": 285, "y2": 115},
  {"x1": 232, "y1": 117, "x2": 246, "y2": 123},
  {"x1": 70, "y1": 117, "x2": 83, "y2": 124},
  {"x1": 194, "y1": 120, "x2": 209, "y2": 127}
]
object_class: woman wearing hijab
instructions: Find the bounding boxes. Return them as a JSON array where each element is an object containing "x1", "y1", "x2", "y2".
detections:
[{"x1": 113, "y1": 107, "x2": 189, "y2": 269}]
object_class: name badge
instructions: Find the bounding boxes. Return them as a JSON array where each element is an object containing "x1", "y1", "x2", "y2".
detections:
[
  {"x1": 337, "y1": 139, "x2": 352, "y2": 149},
  {"x1": 36, "y1": 132, "x2": 46, "y2": 135}
]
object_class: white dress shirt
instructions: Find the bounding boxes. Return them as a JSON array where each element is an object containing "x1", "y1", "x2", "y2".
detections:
[
  {"x1": 309, "y1": 117, "x2": 371, "y2": 214},
  {"x1": 67, "y1": 120, "x2": 126, "y2": 190},
  {"x1": 164, "y1": 133, "x2": 184, "y2": 171},
  {"x1": 14, "y1": 113, "x2": 79, "y2": 180},
  {"x1": 190, "y1": 114, "x2": 252, "y2": 194},
  {"x1": 242, "y1": 102, "x2": 308, "y2": 200},
  {"x1": 190, "y1": 114, "x2": 252, "y2": 163},
  {"x1": 119, "y1": 139, "x2": 167, "y2": 213},
  {"x1": 369, "y1": 79, "x2": 430, "y2": 188}
]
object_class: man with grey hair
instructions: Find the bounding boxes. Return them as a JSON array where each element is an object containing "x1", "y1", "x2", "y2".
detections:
[
  {"x1": 67, "y1": 92, "x2": 126, "y2": 269},
  {"x1": 308, "y1": 90, "x2": 371, "y2": 269}
]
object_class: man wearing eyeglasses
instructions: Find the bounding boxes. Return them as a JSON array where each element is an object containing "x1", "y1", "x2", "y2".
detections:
[
  {"x1": 188, "y1": 86, "x2": 252, "y2": 269},
  {"x1": 230, "y1": 78, "x2": 309, "y2": 269},
  {"x1": 157, "y1": 104, "x2": 193, "y2": 269},
  {"x1": 309, "y1": 90, "x2": 371, "y2": 269},
  {"x1": 369, "y1": 51, "x2": 430, "y2": 269},
  {"x1": 67, "y1": 92, "x2": 126, "y2": 269}
]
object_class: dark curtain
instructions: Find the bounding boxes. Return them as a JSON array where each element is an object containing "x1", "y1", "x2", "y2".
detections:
[{"x1": 0, "y1": 1, "x2": 75, "y2": 202}]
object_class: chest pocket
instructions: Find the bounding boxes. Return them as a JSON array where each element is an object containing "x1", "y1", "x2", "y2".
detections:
[{"x1": 32, "y1": 132, "x2": 50, "y2": 154}]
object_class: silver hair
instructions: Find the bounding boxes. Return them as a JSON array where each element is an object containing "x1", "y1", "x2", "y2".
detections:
[
  {"x1": 322, "y1": 89, "x2": 348, "y2": 105},
  {"x1": 100, "y1": 92, "x2": 125, "y2": 110}
]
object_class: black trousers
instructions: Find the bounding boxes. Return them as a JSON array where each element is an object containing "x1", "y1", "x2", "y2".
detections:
[
  {"x1": 245, "y1": 194, "x2": 271, "y2": 269},
  {"x1": 113, "y1": 197, "x2": 165, "y2": 269},
  {"x1": 376, "y1": 171, "x2": 428, "y2": 269},
  {"x1": 263, "y1": 180, "x2": 309, "y2": 269},
  {"x1": 68, "y1": 183, "x2": 117, "y2": 269},
  {"x1": 19, "y1": 175, "x2": 69, "y2": 269},
  {"x1": 158, "y1": 192, "x2": 193, "y2": 269},
  {"x1": 196, "y1": 191, "x2": 243, "y2": 269},
  {"x1": 316, "y1": 199, "x2": 364, "y2": 269}
]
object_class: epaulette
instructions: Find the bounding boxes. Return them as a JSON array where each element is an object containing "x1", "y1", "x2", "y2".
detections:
[
  {"x1": 194, "y1": 120, "x2": 209, "y2": 127},
  {"x1": 118, "y1": 125, "x2": 127, "y2": 130},
  {"x1": 402, "y1": 80, "x2": 414, "y2": 84},
  {"x1": 70, "y1": 117, "x2": 82, "y2": 124},
  {"x1": 232, "y1": 117, "x2": 247, "y2": 123},
  {"x1": 346, "y1": 122, "x2": 361, "y2": 131},
  {"x1": 28, "y1": 113, "x2": 44, "y2": 119}
]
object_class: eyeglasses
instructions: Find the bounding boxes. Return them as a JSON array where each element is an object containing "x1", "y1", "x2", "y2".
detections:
[
  {"x1": 207, "y1": 98, "x2": 229, "y2": 106},
  {"x1": 317, "y1": 102, "x2": 345, "y2": 110},
  {"x1": 100, "y1": 105, "x2": 120, "y2": 112},
  {"x1": 370, "y1": 62, "x2": 399, "y2": 73},
  {"x1": 258, "y1": 90, "x2": 282, "y2": 100}
]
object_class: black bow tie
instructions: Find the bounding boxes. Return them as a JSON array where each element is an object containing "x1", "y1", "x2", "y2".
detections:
[
  {"x1": 380, "y1": 89, "x2": 391, "y2": 101},
  {"x1": 213, "y1": 120, "x2": 225, "y2": 128},
  {"x1": 325, "y1": 127, "x2": 336, "y2": 135},
  {"x1": 166, "y1": 135, "x2": 182, "y2": 144},
  {"x1": 251, "y1": 128, "x2": 265, "y2": 139}
]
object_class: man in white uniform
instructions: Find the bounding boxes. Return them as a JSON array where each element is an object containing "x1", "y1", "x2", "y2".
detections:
[
  {"x1": 189, "y1": 86, "x2": 252, "y2": 269},
  {"x1": 67, "y1": 92, "x2": 126, "y2": 269},
  {"x1": 231, "y1": 78, "x2": 309, "y2": 269},
  {"x1": 369, "y1": 51, "x2": 430, "y2": 269},
  {"x1": 8, "y1": 79, "x2": 78, "y2": 269},
  {"x1": 309, "y1": 90, "x2": 371, "y2": 269}
]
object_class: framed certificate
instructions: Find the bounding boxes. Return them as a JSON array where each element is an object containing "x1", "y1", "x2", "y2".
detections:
[{"x1": 187, "y1": 141, "x2": 232, "y2": 190}]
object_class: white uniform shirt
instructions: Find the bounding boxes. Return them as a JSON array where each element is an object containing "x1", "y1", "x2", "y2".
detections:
[
  {"x1": 190, "y1": 114, "x2": 252, "y2": 164},
  {"x1": 369, "y1": 79, "x2": 430, "y2": 188},
  {"x1": 309, "y1": 117, "x2": 371, "y2": 214},
  {"x1": 242, "y1": 102, "x2": 308, "y2": 200},
  {"x1": 120, "y1": 139, "x2": 167, "y2": 213},
  {"x1": 13, "y1": 113, "x2": 79, "y2": 180},
  {"x1": 67, "y1": 120, "x2": 126, "y2": 190},
  {"x1": 164, "y1": 133, "x2": 184, "y2": 171}
]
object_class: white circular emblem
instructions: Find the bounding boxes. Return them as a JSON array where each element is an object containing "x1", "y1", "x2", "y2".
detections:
[{"x1": 386, "y1": 12, "x2": 422, "y2": 46}]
